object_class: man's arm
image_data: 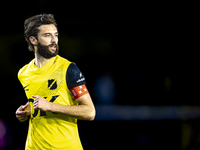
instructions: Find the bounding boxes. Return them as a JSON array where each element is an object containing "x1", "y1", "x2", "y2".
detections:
[
  {"x1": 33, "y1": 64, "x2": 96, "y2": 121},
  {"x1": 32, "y1": 93, "x2": 96, "y2": 121}
]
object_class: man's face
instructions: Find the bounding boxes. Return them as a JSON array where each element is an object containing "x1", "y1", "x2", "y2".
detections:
[{"x1": 36, "y1": 24, "x2": 59, "y2": 58}]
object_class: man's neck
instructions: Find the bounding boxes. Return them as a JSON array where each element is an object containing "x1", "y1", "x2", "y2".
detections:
[{"x1": 34, "y1": 53, "x2": 52, "y2": 68}]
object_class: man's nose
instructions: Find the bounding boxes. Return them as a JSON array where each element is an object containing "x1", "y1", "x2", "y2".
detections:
[{"x1": 51, "y1": 35, "x2": 58, "y2": 43}]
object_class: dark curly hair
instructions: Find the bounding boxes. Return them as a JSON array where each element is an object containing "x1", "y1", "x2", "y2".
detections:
[{"x1": 24, "y1": 14, "x2": 57, "y2": 51}]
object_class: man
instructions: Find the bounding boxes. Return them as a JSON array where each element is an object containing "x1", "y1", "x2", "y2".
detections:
[{"x1": 15, "y1": 14, "x2": 95, "y2": 150}]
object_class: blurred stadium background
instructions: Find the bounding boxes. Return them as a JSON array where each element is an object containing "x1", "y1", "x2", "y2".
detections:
[{"x1": 0, "y1": 1, "x2": 198, "y2": 150}]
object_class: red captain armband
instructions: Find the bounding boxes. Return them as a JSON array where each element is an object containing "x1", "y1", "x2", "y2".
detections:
[{"x1": 70, "y1": 84, "x2": 89, "y2": 99}]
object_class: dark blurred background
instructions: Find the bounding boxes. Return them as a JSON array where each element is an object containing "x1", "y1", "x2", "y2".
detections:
[{"x1": 0, "y1": 1, "x2": 198, "y2": 150}]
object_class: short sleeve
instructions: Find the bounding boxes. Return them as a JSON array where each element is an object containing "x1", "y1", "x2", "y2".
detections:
[{"x1": 66, "y1": 63, "x2": 86, "y2": 90}]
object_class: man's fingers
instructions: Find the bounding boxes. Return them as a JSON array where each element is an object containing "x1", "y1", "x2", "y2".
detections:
[
  {"x1": 18, "y1": 104, "x2": 29, "y2": 111},
  {"x1": 16, "y1": 112, "x2": 29, "y2": 122},
  {"x1": 23, "y1": 103, "x2": 29, "y2": 109},
  {"x1": 33, "y1": 103, "x2": 38, "y2": 110},
  {"x1": 33, "y1": 99, "x2": 38, "y2": 104},
  {"x1": 16, "y1": 104, "x2": 30, "y2": 122},
  {"x1": 17, "y1": 114, "x2": 26, "y2": 118},
  {"x1": 19, "y1": 116, "x2": 28, "y2": 122},
  {"x1": 16, "y1": 110, "x2": 29, "y2": 115},
  {"x1": 32, "y1": 95, "x2": 39, "y2": 99},
  {"x1": 18, "y1": 105, "x2": 24, "y2": 111},
  {"x1": 33, "y1": 97, "x2": 38, "y2": 110},
  {"x1": 32, "y1": 95, "x2": 37, "y2": 98}
]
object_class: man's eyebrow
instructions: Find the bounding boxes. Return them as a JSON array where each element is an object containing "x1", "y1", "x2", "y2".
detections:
[{"x1": 43, "y1": 32, "x2": 59, "y2": 35}]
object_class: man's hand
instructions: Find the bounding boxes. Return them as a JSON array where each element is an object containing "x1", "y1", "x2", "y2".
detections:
[
  {"x1": 32, "y1": 95, "x2": 51, "y2": 111},
  {"x1": 16, "y1": 103, "x2": 30, "y2": 122}
]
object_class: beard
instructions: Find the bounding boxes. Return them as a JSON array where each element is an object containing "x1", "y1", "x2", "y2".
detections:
[{"x1": 37, "y1": 41, "x2": 59, "y2": 59}]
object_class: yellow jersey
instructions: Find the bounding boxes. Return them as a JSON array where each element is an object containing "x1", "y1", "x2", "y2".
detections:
[{"x1": 18, "y1": 55, "x2": 83, "y2": 150}]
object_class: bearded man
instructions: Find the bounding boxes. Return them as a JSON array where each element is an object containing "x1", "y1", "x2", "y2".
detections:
[{"x1": 15, "y1": 14, "x2": 95, "y2": 150}]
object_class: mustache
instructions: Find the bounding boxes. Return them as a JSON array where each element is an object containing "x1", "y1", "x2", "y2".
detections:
[{"x1": 48, "y1": 43, "x2": 57, "y2": 47}]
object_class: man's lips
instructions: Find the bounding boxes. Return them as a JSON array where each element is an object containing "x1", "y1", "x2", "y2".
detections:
[{"x1": 49, "y1": 44, "x2": 57, "y2": 51}]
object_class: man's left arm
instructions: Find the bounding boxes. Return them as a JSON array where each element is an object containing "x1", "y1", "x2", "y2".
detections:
[
  {"x1": 33, "y1": 90, "x2": 95, "y2": 121},
  {"x1": 33, "y1": 63, "x2": 95, "y2": 120}
]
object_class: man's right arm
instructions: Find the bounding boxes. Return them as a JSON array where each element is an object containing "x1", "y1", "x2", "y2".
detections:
[{"x1": 16, "y1": 102, "x2": 31, "y2": 122}]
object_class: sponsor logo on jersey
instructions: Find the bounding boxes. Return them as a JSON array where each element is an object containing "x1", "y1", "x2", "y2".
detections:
[
  {"x1": 23, "y1": 85, "x2": 29, "y2": 91},
  {"x1": 76, "y1": 72, "x2": 85, "y2": 83},
  {"x1": 76, "y1": 78, "x2": 85, "y2": 83}
]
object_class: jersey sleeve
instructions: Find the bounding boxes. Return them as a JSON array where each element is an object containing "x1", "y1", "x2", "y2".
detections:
[
  {"x1": 66, "y1": 63, "x2": 88, "y2": 99},
  {"x1": 66, "y1": 63, "x2": 86, "y2": 90}
]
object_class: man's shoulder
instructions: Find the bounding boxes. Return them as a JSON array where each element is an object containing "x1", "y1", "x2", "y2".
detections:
[
  {"x1": 56, "y1": 55, "x2": 71, "y2": 64},
  {"x1": 18, "y1": 60, "x2": 34, "y2": 76},
  {"x1": 55, "y1": 55, "x2": 73, "y2": 71}
]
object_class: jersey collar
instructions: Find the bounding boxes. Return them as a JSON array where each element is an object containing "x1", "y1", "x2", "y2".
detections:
[{"x1": 30, "y1": 55, "x2": 58, "y2": 74}]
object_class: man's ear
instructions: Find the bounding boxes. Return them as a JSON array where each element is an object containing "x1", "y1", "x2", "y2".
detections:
[{"x1": 29, "y1": 36, "x2": 38, "y2": 45}]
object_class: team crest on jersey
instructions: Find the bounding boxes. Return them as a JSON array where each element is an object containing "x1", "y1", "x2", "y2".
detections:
[
  {"x1": 48, "y1": 79, "x2": 57, "y2": 90},
  {"x1": 32, "y1": 63, "x2": 65, "y2": 97}
]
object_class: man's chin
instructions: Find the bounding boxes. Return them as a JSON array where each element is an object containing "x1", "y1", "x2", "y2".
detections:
[{"x1": 37, "y1": 42, "x2": 59, "y2": 59}]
